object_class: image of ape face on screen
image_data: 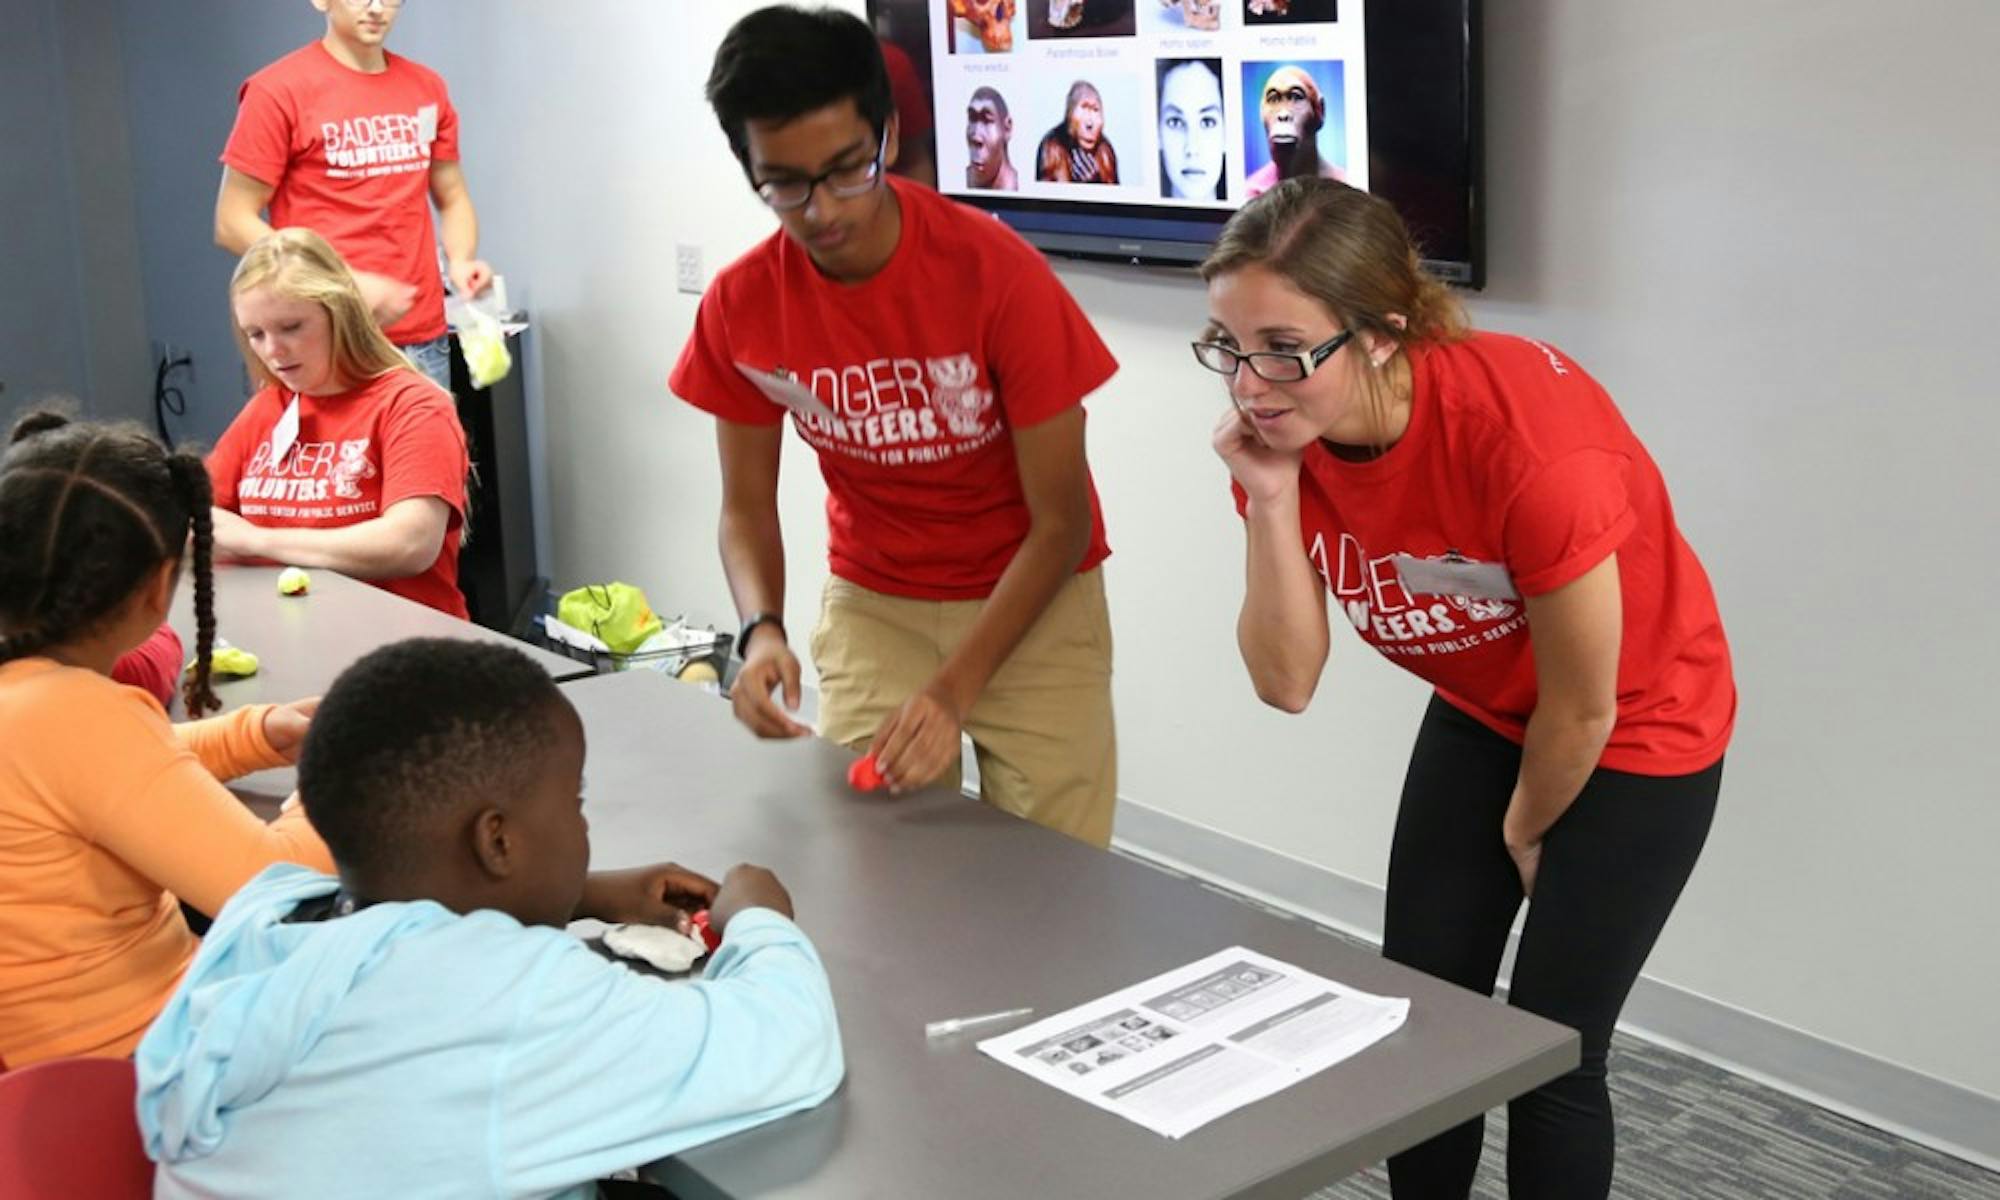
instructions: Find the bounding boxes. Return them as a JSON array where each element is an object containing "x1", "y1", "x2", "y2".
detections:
[
  {"x1": 1143, "y1": 0, "x2": 1220, "y2": 33},
  {"x1": 1241, "y1": 61, "x2": 1347, "y2": 198},
  {"x1": 1243, "y1": 0, "x2": 1337, "y2": 24},
  {"x1": 1031, "y1": 0, "x2": 1136, "y2": 40},
  {"x1": 1036, "y1": 81, "x2": 1120, "y2": 184},
  {"x1": 966, "y1": 87, "x2": 1018, "y2": 189},
  {"x1": 1157, "y1": 59, "x2": 1225, "y2": 201},
  {"x1": 947, "y1": 0, "x2": 1022, "y2": 53}
]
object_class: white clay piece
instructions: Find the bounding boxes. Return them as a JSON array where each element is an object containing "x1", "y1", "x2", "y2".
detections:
[{"x1": 602, "y1": 923, "x2": 708, "y2": 973}]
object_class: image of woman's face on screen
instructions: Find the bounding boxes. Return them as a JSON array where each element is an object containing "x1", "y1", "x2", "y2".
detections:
[{"x1": 1159, "y1": 60, "x2": 1225, "y2": 200}]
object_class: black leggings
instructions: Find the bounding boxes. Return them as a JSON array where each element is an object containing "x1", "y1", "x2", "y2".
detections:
[{"x1": 1383, "y1": 696, "x2": 1722, "y2": 1200}]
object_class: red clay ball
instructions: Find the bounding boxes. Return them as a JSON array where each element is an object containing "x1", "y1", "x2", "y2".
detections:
[{"x1": 848, "y1": 754, "x2": 884, "y2": 792}]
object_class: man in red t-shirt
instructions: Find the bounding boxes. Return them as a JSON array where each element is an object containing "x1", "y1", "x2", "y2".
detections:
[
  {"x1": 672, "y1": 7, "x2": 1120, "y2": 846},
  {"x1": 215, "y1": 0, "x2": 495, "y2": 391}
]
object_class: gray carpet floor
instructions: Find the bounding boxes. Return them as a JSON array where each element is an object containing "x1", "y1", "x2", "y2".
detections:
[
  {"x1": 1293, "y1": 957, "x2": 2000, "y2": 1199},
  {"x1": 1117, "y1": 853, "x2": 2000, "y2": 1199}
]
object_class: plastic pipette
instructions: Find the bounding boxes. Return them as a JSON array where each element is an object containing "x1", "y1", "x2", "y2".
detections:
[{"x1": 924, "y1": 1006, "x2": 1035, "y2": 1038}]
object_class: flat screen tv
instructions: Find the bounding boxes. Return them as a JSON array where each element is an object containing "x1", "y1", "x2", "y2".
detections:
[{"x1": 870, "y1": 0, "x2": 1484, "y2": 285}]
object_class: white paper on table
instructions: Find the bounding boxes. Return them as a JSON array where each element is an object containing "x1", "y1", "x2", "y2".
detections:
[
  {"x1": 977, "y1": 947, "x2": 1408, "y2": 1139},
  {"x1": 733, "y1": 361, "x2": 838, "y2": 420}
]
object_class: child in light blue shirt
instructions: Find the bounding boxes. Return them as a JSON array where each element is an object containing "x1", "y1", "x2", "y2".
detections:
[{"x1": 136, "y1": 637, "x2": 843, "y2": 1199}]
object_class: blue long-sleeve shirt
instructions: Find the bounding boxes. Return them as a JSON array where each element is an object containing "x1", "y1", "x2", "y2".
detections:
[{"x1": 137, "y1": 863, "x2": 844, "y2": 1199}]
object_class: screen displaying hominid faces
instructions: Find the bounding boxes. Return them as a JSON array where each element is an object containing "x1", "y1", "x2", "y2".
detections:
[{"x1": 933, "y1": 0, "x2": 1367, "y2": 211}]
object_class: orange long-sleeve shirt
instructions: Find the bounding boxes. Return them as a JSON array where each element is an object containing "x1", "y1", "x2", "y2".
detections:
[{"x1": 0, "y1": 658, "x2": 334, "y2": 1066}]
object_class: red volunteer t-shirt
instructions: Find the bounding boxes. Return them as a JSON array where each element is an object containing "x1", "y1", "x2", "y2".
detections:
[
  {"x1": 669, "y1": 176, "x2": 1118, "y2": 600},
  {"x1": 207, "y1": 370, "x2": 471, "y2": 619},
  {"x1": 110, "y1": 624, "x2": 185, "y2": 708},
  {"x1": 221, "y1": 43, "x2": 458, "y2": 345},
  {"x1": 1235, "y1": 333, "x2": 1734, "y2": 774}
]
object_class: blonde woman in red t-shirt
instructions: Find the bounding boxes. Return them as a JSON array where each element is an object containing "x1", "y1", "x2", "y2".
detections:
[
  {"x1": 1199, "y1": 178, "x2": 1735, "y2": 1199},
  {"x1": 208, "y1": 228, "x2": 472, "y2": 618}
]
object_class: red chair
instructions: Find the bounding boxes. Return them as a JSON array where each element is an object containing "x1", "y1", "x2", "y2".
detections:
[{"x1": 0, "y1": 1056, "x2": 153, "y2": 1199}]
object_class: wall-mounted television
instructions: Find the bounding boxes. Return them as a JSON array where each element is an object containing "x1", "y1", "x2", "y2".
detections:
[{"x1": 870, "y1": 0, "x2": 1484, "y2": 286}]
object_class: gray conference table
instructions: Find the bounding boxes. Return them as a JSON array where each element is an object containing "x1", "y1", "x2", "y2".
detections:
[
  {"x1": 567, "y1": 670, "x2": 1579, "y2": 1200},
  {"x1": 167, "y1": 565, "x2": 588, "y2": 804},
  {"x1": 166, "y1": 565, "x2": 589, "y2": 715}
]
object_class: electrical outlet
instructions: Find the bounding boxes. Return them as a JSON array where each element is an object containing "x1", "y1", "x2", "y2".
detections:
[{"x1": 675, "y1": 244, "x2": 704, "y2": 295}]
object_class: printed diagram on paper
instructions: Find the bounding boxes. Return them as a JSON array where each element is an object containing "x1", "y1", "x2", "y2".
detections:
[{"x1": 978, "y1": 947, "x2": 1409, "y2": 1139}]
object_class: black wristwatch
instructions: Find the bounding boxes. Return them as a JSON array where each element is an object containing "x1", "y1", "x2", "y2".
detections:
[{"x1": 737, "y1": 611, "x2": 785, "y2": 658}]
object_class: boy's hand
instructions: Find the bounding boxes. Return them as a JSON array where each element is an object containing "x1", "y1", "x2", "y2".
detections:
[
  {"x1": 708, "y1": 863, "x2": 794, "y2": 929},
  {"x1": 868, "y1": 683, "x2": 963, "y2": 794},
  {"x1": 262, "y1": 697, "x2": 320, "y2": 763},
  {"x1": 576, "y1": 864, "x2": 721, "y2": 928},
  {"x1": 731, "y1": 631, "x2": 811, "y2": 739}
]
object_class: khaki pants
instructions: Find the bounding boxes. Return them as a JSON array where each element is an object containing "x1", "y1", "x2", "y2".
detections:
[{"x1": 809, "y1": 567, "x2": 1117, "y2": 847}]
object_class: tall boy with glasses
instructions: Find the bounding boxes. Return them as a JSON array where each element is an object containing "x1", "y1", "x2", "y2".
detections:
[
  {"x1": 216, "y1": 0, "x2": 494, "y2": 392},
  {"x1": 671, "y1": 6, "x2": 1123, "y2": 847}
]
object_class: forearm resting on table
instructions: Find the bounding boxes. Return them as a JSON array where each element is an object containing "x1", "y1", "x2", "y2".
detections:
[
  {"x1": 1237, "y1": 492, "x2": 1328, "y2": 713},
  {"x1": 223, "y1": 500, "x2": 447, "y2": 580},
  {"x1": 174, "y1": 704, "x2": 285, "y2": 780}
]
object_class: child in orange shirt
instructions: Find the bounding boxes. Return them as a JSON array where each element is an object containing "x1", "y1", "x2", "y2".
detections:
[{"x1": 0, "y1": 411, "x2": 332, "y2": 1067}]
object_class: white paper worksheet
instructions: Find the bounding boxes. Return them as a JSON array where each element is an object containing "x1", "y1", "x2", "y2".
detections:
[{"x1": 977, "y1": 947, "x2": 1409, "y2": 1139}]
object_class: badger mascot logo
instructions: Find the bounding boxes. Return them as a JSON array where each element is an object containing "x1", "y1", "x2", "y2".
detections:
[
  {"x1": 330, "y1": 439, "x2": 377, "y2": 500},
  {"x1": 925, "y1": 355, "x2": 995, "y2": 438}
]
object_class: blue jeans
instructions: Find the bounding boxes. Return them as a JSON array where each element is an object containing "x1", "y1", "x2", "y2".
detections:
[{"x1": 400, "y1": 335, "x2": 452, "y2": 392}]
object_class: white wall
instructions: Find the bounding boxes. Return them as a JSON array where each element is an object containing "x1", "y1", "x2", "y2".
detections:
[
  {"x1": 109, "y1": 0, "x2": 2000, "y2": 1114},
  {"x1": 1464, "y1": 1, "x2": 2000, "y2": 1101}
]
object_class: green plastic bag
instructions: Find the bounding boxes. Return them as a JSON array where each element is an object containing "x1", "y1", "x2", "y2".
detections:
[
  {"x1": 556, "y1": 582, "x2": 663, "y2": 656},
  {"x1": 456, "y1": 304, "x2": 513, "y2": 389}
]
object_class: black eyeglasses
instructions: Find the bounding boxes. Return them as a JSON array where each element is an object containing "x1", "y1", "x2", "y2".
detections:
[
  {"x1": 1190, "y1": 329, "x2": 1355, "y2": 382},
  {"x1": 755, "y1": 140, "x2": 888, "y2": 212}
]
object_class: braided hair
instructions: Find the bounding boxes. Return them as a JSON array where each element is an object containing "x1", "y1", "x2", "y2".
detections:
[{"x1": 0, "y1": 410, "x2": 221, "y2": 714}]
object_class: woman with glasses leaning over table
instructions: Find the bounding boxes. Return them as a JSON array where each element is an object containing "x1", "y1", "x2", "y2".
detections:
[{"x1": 1196, "y1": 177, "x2": 1735, "y2": 1200}]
